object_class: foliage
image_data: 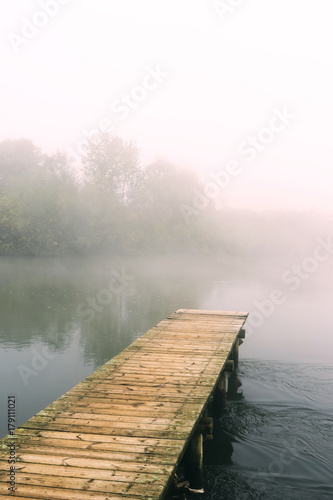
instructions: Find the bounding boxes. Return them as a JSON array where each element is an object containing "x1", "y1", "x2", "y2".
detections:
[
  {"x1": 2, "y1": 134, "x2": 328, "y2": 258},
  {"x1": 81, "y1": 133, "x2": 141, "y2": 205},
  {"x1": 0, "y1": 138, "x2": 43, "y2": 189},
  {"x1": 0, "y1": 134, "x2": 214, "y2": 256}
]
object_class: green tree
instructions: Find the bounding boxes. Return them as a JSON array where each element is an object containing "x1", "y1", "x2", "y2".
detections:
[
  {"x1": 132, "y1": 158, "x2": 208, "y2": 252},
  {"x1": 81, "y1": 132, "x2": 141, "y2": 205},
  {"x1": 0, "y1": 139, "x2": 83, "y2": 256},
  {"x1": 0, "y1": 138, "x2": 43, "y2": 190}
]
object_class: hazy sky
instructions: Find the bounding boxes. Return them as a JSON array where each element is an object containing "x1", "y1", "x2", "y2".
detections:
[{"x1": 1, "y1": 0, "x2": 332, "y2": 211}]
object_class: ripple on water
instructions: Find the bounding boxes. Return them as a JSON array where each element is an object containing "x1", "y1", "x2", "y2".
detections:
[{"x1": 198, "y1": 360, "x2": 333, "y2": 500}]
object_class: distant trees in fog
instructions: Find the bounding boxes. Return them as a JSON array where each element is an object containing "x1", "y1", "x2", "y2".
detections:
[
  {"x1": 0, "y1": 134, "x2": 208, "y2": 256},
  {"x1": 1, "y1": 134, "x2": 331, "y2": 257}
]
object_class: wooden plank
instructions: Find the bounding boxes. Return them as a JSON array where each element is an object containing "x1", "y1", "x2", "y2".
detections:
[
  {"x1": 5, "y1": 439, "x2": 181, "y2": 457},
  {"x1": 11, "y1": 430, "x2": 186, "y2": 450},
  {"x1": 0, "y1": 482, "x2": 161, "y2": 500},
  {"x1": 175, "y1": 309, "x2": 248, "y2": 315},
  {"x1": 35, "y1": 398, "x2": 193, "y2": 411},
  {"x1": 18, "y1": 422, "x2": 192, "y2": 439},
  {"x1": 0, "y1": 461, "x2": 170, "y2": 483},
  {"x1": 50, "y1": 413, "x2": 173, "y2": 424},
  {"x1": 12, "y1": 445, "x2": 176, "y2": 465},
  {"x1": 9, "y1": 453, "x2": 174, "y2": 474},
  {"x1": 1, "y1": 474, "x2": 165, "y2": 496}
]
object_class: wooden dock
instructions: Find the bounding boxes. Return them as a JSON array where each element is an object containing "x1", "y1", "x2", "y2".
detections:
[{"x1": 0, "y1": 309, "x2": 248, "y2": 499}]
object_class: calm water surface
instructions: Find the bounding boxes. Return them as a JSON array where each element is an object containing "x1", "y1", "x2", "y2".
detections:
[{"x1": 0, "y1": 255, "x2": 332, "y2": 499}]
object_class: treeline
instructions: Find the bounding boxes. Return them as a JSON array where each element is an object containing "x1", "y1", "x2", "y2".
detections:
[
  {"x1": 0, "y1": 134, "x2": 216, "y2": 256},
  {"x1": 1, "y1": 135, "x2": 330, "y2": 258}
]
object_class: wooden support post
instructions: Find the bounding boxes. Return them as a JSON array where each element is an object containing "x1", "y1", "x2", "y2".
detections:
[
  {"x1": 183, "y1": 417, "x2": 212, "y2": 491},
  {"x1": 184, "y1": 417, "x2": 213, "y2": 493},
  {"x1": 238, "y1": 329, "x2": 246, "y2": 338},
  {"x1": 197, "y1": 416, "x2": 213, "y2": 440},
  {"x1": 213, "y1": 370, "x2": 227, "y2": 413},
  {"x1": 184, "y1": 431, "x2": 204, "y2": 491},
  {"x1": 225, "y1": 359, "x2": 234, "y2": 372},
  {"x1": 227, "y1": 371, "x2": 241, "y2": 399},
  {"x1": 232, "y1": 339, "x2": 239, "y2": 370}
]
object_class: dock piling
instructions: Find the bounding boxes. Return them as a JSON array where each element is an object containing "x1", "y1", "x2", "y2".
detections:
[
  {"x1": 232, "y1": 338, "x2": 240, "y2": 369},
  {"x1": 213, "y1": 370, "x2": 227, "y2": 413},
  {"x1": 184, "y1": 431, "x2": 204, "y2": 491}
]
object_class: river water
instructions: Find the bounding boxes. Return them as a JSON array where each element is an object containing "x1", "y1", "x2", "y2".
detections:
[{"x1": 0, "y1": 255, "x2": 332, "y2": 499}]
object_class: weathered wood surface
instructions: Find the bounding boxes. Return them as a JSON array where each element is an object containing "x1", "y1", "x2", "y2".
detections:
[{"x1": 0, "y1": 309, "x2": 247, "y2": 499}]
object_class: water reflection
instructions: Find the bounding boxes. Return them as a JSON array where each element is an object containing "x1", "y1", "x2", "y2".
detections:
[{"x1": 0, "y1": 256, "x2": 205, "y2": 365}]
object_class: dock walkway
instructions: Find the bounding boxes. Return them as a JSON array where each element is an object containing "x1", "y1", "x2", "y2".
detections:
[{"x1": 0, "y1": 309, "x2": 248, "y2": 499}]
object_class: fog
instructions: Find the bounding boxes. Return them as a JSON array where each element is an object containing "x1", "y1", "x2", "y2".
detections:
[
  {"x1": 1, "y1": 0, "x2": 333, "y2": 212},
  {"x1": 1, "y1": 1, "x2": 333, "y2": 372},
  {"x1": 1, "y1": 0, "x2": 333, "y2": 473}
]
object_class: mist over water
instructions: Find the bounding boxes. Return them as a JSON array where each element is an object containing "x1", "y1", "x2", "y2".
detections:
[{"x1": 0, "y1": 250, "x2": 332, "y2": 498}]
